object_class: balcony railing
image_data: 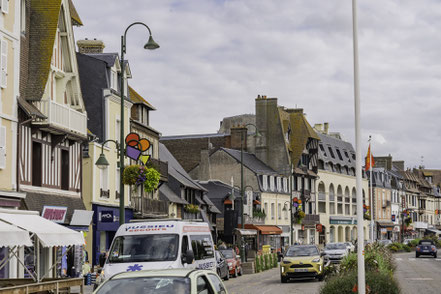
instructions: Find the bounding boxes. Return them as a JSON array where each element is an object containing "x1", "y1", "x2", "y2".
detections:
[
  {"x1": 33, "y1": 99, "x2": 87, "y2": 137},
  {"x1": 148, "y1": 158, "x2": 168, "y2": 182},
  {"x1": 302, "y1": 214, "x2": 320, "y2": 225},
  {"x1": 100, "y1": 189, "x2": 109, "y2": 198},
  {"x1": 244, "y1": 215, "x2": 265, "y2": 225},
  {"x1": 132, "y1": 196, "x2": 169, "y2": 218}
]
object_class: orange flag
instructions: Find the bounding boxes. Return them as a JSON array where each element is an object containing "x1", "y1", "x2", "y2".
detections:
[{"x1": 365, "y1": 144, "x2": 375, "y2": 171}]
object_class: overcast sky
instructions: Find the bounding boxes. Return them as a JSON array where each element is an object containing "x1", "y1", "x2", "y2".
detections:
[{"x1": 73, "y1": 0, "x2": 441, "y2": 169}]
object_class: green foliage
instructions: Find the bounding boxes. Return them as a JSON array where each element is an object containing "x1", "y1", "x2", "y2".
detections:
[
  {"x1": 410, "y1": 238, "x2": 421, "y2": 248},
  {"x1": 264, "y1": 254, "x2": 270, "y2": 270},
  {"x1": 253, "y1": 209, "x2": 266, "y2": 219},
  {"x1": 184, "y1": 204, "x2": 200, "y2": 213},
  {"x1": 273, "y1": 253, "x2": 278, "y2": 268},
  {"x1": 322, "y1": 264, "x2": 338, "y2": 279},
  {"x1": 320, "y1": 270, "x2": 400, "y2": 294},
  {"x1": 122, "y1": 164, "x2": 160, "y2": 193},
  {"x1": 255, "y1": 255, "x2": 261, "y2": 272},
  {"x1": 260, "y1": 255, "x2": 266, "y2": 271},
  {"x1": 403, "y1": 244, "x2": 411, "y2": 252}
]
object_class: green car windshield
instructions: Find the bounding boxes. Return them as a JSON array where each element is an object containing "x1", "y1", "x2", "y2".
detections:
[
  {"x1": 96, "y1": 277, "x2": 190, "y2": 294},
  {"x1": 285, "y1": 246, "x2": 319, "y2": 257}
]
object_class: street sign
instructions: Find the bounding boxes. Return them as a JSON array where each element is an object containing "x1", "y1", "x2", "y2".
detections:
[{"x1": 42, "y1": 206, "x2": 67, "y2": 223}]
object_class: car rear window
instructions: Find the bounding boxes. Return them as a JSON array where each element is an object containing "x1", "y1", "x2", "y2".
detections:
[{"x1": 420, "y1": 241, "x2": 433, "y2": 245}]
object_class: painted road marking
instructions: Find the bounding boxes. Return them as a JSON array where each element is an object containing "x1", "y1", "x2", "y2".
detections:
[
  {"x1": 436, "y1": 259, "x2": 441, "y2": 261},
  {"x1": 395, "y1": 258, "x2": 403, "y2": 261},
  {"x1": 409, "y1": 278, "x2": 433, "y2": 281}
]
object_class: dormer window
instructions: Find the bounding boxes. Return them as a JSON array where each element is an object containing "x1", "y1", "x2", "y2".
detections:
[
  {"x1": 262, "y1": 175, "x2": 268, "y2": 191},
  {"x1": 270, "y1": 176, "x2": 275, "y2": 191},
  {"x1": 277, "y1": 177, "x2": 282, "y2": 192},
  {"x1": 328, "y1": 146, "x2": 335, "y2": 159},
  {"x1": 110, "y1": 69, "x2": 117, "y2": 91},
  {"x1": 138, "y1": 105, "x2": 149, "y2": 125},
  {"x1": 283, "y1": 178, "x2": 288, "y2": 193}
]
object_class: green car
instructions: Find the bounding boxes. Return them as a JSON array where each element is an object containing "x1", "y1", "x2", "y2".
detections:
[
  {"x1": 280, "y1": 245, "x2": 324, "y2": 283},
  {"x1": 93, "y1": 268, "x2": 228, "y2": 294}
]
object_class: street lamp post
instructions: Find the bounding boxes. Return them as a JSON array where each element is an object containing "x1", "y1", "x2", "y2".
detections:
[{"x1": 114, "y1": 22, "x2": 159, "y2": 225}]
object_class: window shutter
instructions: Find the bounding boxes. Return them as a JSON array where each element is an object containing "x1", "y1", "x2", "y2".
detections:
[
  {"x1": 1, "y1": 0, "x2": 8, "y2": 14},
  {"x1": 1, "y1": 39, "x2": 7, "y2": 88},
  {"x1": 0, "y1": 126, "x2": 6, "y2": 169}
]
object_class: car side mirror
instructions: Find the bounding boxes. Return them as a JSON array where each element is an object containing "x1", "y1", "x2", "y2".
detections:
[
  {"x1": 99, "y1": 252, "x2": 106, "y2": 268},
  {"x1": 320, "y1": 252, "x2": 325, "y2": 257},
  {"x1": 184, "y1": 249, "x2": 194, "y2": 265}
]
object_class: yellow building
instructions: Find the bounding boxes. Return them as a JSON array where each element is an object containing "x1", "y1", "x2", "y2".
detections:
[
  {"x1": 0, "y1": 0, "x2": 26, "y2": 209},
  {"x1": 314, "y1": 124, "x2": 370, "y2": 245},
  {"x1": 77, "y1": 47, "x2": 133, "y2": 266}
]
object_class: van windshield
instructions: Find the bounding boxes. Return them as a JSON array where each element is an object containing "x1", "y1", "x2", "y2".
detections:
[{"x1": 108, "y1": 234, "x2": 179, "y2": 263}]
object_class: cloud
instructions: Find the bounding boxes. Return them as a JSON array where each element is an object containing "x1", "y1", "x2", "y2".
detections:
[{"x1": 73, "y1": 0, "x2": 441, "y2": 168}]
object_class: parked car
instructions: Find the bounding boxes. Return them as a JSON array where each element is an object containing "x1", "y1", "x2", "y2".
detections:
[
  {"x1": 280, "y1": 245, "x2": 324, "y2": 283},
  {"x1": 416, "y1": 240, "x2": 437, "y2": 258},
  {"x1": 344, "y1": 242, "x2": 355, "y2": 253},
  {"x1": 93, "y1": 268, "x2": 228, "y2": 294},
  {"x1": 378, "y1": 239, "x2": 393, "y2": 246},
  {"x1": 322, "y1": 243, "x2": 349, "y2": 264},
  {"x1": 219, "y1": 248, "x2": 242, "y2": 277},
  {"x1": 215, "y1": 250, "x2": 229, "y2": 280}
]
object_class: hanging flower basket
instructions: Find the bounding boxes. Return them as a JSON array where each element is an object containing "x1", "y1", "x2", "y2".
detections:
[
  {"x1": 184, "y1": 204, "x2": 200, "y2": 214},
  {"x1": 294, "y1": 210, "x2": 305, "y2": 224},
  {"x1": 122, "y1": 164, "x2": 160, "y2": 193}
]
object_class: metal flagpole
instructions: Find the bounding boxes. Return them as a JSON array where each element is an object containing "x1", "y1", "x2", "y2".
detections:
[
  {"x1": 352, "y1": 0, "x2": 366, "y2": 293},
  {"x1": 369, "y1": 136, "x2": 374, "y2": 242}
]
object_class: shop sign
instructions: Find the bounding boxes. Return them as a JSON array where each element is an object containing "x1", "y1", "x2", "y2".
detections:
[
  {"x1": 316, "y1": 224, "x2": 323, "y2": 233},
  {"x1": 330, "y1": 219, "x2": 357, "y2": 225},
  {"x1": 391, "y1": 214, "x2": 396, "y2": 222},
  {"x1": 381, "y1": 228, "x2": 387, "y2": 234},
  {"x1": 101, "y1": 211, "x2": 114, "y2": 223},
  {"x1": 42, "y1": 206, "x2": 67, "y2": 223}
]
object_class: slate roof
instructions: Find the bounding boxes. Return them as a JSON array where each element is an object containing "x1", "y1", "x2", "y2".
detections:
[
  {"x1": 221, "y1": 148, "x2": 278, "y2": 175},
  {"x1": 159, "y1": 184, "x2": 188, "y2": 205},
  {"x1": 129, "y1": 86, "x2": 156, "y2": 110},
  {"x1": 317, "y1": 133, "x2": 356, "y2": 169},
  {"x1": 280, "y1": 109, "x2": 320, "y2": 167},
  {"x1": 161, "y1": 133, "x2": 226, "y2": 141},
  {"x1": 202, "y1": 195, "x2": 221, "y2": 214},
  {"x1": 159, "y1": 143, "x2": 207, "y2": 192},
  {"x1": 26, "y1": 0, "x2": 62, "y2": 100},
  {"x1": 85, "y1": 53, "x2": 118, "y2": 67},
  {"x1": 23, "y1": 192, "x2": 86, "y2": 225}
]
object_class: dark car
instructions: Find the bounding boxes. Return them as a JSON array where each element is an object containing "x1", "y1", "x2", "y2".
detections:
[
  {"x1": 219, "y1": 248, "x2": 242, "y2": 277},
  {"x1": 215, "y1": 250, "x2": 229, "y2": 280},
  {"x1": 416, "y1": 240, "x2": 437, "y2": 258}
]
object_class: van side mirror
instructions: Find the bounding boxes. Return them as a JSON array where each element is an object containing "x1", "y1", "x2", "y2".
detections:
[
  {"x1": 99, "y1": 252, "x2": 106, "y2": 267},
  {"x1": 182, "y1": 249, "x2": 194, "y2": 265}
]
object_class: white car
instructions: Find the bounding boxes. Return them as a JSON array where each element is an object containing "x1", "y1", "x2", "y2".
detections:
[
  {"x1": 344, "y1": 242, "x2": 355, "y2": 253},
  {"x1": 93, "y1": 269, "x2": 228, "y2": 294},
  {"x1": 323, "y1": 243, "x2": 349, "y2": 264}
]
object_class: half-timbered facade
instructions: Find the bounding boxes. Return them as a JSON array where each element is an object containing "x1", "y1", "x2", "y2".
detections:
[{"x1": 18, "y1": 0, "x2": 88, "y2": 230}]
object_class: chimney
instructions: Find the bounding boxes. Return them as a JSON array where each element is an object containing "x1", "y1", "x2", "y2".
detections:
[
  {"x1": 77, "y1": 38, "x2": 105, "y2": 54},
  {"x1": 199, "y1": 149, "x2": 210, "y2": 181},
  {"x1": 314, "y1": 124, "x2": 323, "y2": 133},
  {"x1": 324, "y1": 122, "x2": 329, "y2": 134},
  {"x1": 230, "y1": 126, "x2": 247, "y2": 151}
]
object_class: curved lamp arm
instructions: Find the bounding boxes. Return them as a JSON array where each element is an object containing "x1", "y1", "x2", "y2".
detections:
[{"x1": 122, "y1": 22, "x2": 159, "y2": 54}]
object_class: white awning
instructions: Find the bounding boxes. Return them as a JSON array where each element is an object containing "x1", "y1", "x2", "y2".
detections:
[
  {"x1": 0, "y1": 213, "x2": 85, "y2": 247},
  {"x1": 234, "y1": 229, "x2": 258, "y2": 236},
  {"x1": 0, "y1": 221, "x2": 33, "y2": 247}
]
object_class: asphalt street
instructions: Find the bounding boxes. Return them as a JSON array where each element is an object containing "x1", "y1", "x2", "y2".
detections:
[
  {"x1": 394, "y1": 252, "x2": 441, "y2": 294},
  {"x1": 224, "y1": 267, "x2": 323, "y2": 294}
]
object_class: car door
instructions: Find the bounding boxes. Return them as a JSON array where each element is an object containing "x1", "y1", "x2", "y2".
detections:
[
  {"x1": 196, "y1": 274, "x2": 215, "y2": 294},
  {"x1": 207, "y1": 273, "x2": 228, "y2": 294}
]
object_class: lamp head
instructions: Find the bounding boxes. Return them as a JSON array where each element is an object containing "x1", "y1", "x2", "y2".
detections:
[
  {"x1": 144, "y1": 35, "x2": 160, "y2": 50},
  {"x1": 95, "y1": 153, "x2": 109, "y2": 169}
]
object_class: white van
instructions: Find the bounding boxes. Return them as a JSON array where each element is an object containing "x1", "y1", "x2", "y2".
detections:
[{"x1": 100, "y1": 220, "x2": 216, "y2": 282}]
